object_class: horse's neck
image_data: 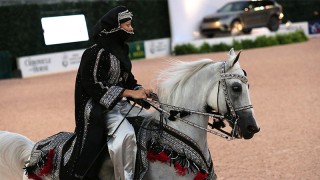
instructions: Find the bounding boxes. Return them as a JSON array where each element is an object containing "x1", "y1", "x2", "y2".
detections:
[
  {"x1": 153, "y1": 61, "x2": 221, "y2": 160},
  {"x1": 156, "y1": 112, "x2": 210, "y2": 159}
]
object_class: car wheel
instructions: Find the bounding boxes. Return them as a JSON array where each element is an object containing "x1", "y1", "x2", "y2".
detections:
[
  {"x1": 242, "y1": 28, "x2": 252, "y2": 34},
  {"x1": 231, "y1": 21, "x2": 243, "y2": 36},
  {"x1": 268, "y1": 16, "x2": 280, "y2": 31}
]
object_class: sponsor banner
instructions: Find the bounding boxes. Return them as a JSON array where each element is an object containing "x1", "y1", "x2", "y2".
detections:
[
  {"x1": 308, "y1": 20, "x2": 320, "y2": 35},
  {"x1": 144, "y1": 38, "x2": 171, "y2": 59},
  {"x1": 17, "y1": 49, "x2": 84, "y2": 78},
  {"x1": 128, "y1": 41, "x2": 145, "y2": 60},
  {"x1": 17, "y1": 38, "x2": 171, "y2": 78}
]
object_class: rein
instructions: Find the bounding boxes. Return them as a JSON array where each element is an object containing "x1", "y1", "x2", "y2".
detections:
[{"x1": 144, "y1": 99, "x2": 231, "y2": 140}]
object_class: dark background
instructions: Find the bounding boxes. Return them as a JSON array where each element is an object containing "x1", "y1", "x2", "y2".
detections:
[{"x1": 0, "y1": 0, "x2": 319, "y2": 77}]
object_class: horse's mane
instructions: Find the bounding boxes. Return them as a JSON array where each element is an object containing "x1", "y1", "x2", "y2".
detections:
[{"x1": 156, "y1": 59, "x2": 219, "y2": 106}]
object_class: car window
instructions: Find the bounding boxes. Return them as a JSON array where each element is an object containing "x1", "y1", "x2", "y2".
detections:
[
  {"x1": 262, "y1": 1, "x2": 274, "y2": 7},
  {"x1": 232, "y1": 2, "x2": 249, "y2": 11},
  {"x1": 249, "y1": 1, "x2": 271, "y2": 11},
  {"x1": 218, "y1": 3, "x2": 233, "y2": 12},
  {"x1": 218, "y1": 1, "x2": 249, "y2": 12},
  {"x1": 249, "y1": 1, "x2": 261, "y2": 9},
  {"x1": 261, "y1": 0, "x2": 275, "y2": 8}
]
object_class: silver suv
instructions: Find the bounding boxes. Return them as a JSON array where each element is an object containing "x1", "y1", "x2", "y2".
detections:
[{"x1": 200, "y1": 0, "x2": 283, "y2": 37}]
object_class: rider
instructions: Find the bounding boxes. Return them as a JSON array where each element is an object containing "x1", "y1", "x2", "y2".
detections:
[{"x1": 71, "y1": 6, "x2": 152, "y2": 179}]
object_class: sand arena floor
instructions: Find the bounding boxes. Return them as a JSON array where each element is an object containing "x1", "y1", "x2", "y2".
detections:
[{"x1": 0, "y1": 38, "x2": 320, "y2": 180}]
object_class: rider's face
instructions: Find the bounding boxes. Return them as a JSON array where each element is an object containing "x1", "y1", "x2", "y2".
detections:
[{"x1": 120, "y1": 20, "x2": 133, "y2": 33}]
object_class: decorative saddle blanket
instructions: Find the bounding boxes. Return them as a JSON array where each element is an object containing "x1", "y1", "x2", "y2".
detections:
[
  {"x1": 24, "y1": 132, "x2": 76, "y2": 180},
  {"x1": 133, "y1": 117, "x2": 217, "y2": 180}
]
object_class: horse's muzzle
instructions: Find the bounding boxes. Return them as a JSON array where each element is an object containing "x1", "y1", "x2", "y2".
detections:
[
  {"x1": 236, "y1": 111, "x2": 260, "y2": 139},
  {"x1": 247, "y1": 125, "x2": 260, "y2": 134}
]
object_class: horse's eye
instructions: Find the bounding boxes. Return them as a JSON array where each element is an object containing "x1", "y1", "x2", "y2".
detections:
[{"x1": 232, "y1": 83, "x2": 242, "y2": 92}]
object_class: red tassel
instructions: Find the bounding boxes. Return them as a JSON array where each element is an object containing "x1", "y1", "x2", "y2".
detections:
[
  {"x1": 27, "y1": 173, "x2": 42, "y2": 180},
  {"x1": 147, "y1": 149, "x2": 169, "y2": 163},
  {"x1": 156, "y1": 151, "x2": 170, "y2": 162},
  {"x1": 38, "y1": 149, "x2": 55, "y2": 176},
  {"x1": 147, "y1": 149, "x2": 158, "y2": 162},
  {"x1": 174, "y1": 162, "x2": 187, "y2": 176},
  {"x1": 193, "y1": 171, "x2": 208, "y2": 180}
]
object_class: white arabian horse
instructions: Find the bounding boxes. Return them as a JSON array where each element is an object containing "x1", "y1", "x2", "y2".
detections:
[{"x1": 0, "y1": 49, "x2": 259, "y2": 180}]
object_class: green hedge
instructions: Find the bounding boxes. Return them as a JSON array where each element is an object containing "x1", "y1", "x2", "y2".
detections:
[{"x1": 173, "y1": 30, "x2": 308, "y2": 55}]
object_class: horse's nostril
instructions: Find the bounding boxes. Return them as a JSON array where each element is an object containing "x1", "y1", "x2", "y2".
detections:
[{"x1": 247, "y1": 125, "x2": 260, "y2": 133}]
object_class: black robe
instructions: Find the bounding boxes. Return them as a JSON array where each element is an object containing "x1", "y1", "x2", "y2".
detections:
[
  {"x1": 63, "y1": 6, "x2": 139, "y2": 179},
  {"x1": 61, "y1": 37, "x2": 141, "y2": 178}
]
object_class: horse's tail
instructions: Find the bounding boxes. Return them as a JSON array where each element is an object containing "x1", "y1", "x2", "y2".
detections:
[{"x1": 0, "y1": 131, "x2": 34, "y2": 180}]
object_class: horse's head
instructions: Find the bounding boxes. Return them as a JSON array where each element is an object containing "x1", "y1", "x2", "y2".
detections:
[
  {"x1": 207, "y1": 49, "x2": 260, "y2": 139},
  {"x1": 156, "y1": 50, "x2": 259, "y2": 140}
]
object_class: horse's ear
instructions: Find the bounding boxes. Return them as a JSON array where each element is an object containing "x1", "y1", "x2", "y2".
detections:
[
  {"x1": 227, "y1": 48, "x2": 242, "y2": 68},
  {"x1": 229, "y1": 48, "x2": 236, "y2": 57},
  {"x1": 233, "y1": 50, "x2": 242, "y2": 66}
]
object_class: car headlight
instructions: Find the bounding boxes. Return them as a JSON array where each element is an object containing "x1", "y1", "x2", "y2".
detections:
[
  {"x1": 214, "y1": 21, "x2": 221, "y2": 26},
  {"x1": 279, "y1": 13, "x2": 284, "y2": 19}
]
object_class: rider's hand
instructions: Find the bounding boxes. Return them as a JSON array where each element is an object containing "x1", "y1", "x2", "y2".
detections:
[
  {"x1": 123, "y1": 89, "x2": 153, "y2": 109},
  {"x1": 143, "y1": 89, "x2": 153, "y2": 98},
  {"x1": 123, "y1": 89, "x2": 151, "y2": 99}
]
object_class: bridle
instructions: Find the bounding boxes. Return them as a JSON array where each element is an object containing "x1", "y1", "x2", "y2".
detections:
[
  {"x1": 144, "y1": 61, "x2": 253, "y2": 140},
  {"x1": 218, "y1": 61, "x2": 253, "y2": 139}
]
